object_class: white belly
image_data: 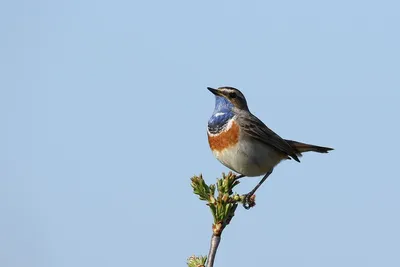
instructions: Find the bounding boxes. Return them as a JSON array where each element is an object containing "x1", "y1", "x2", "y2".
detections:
[{"x1": 212, "y1": 135, "x2": 284, "y2": 177}]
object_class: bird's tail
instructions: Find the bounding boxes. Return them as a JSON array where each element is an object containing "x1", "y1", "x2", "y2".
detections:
[{"x1": 285, "y1": 140, "x2": 333, "y2": 155}]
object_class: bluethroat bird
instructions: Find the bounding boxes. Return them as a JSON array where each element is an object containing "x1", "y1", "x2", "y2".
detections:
[{"x1": 207, "y1": 86, "x2": 333, "y2": 209}]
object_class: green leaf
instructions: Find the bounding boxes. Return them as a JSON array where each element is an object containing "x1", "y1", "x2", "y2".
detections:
[{"x1": 187, "y1": 255, "x2": 207, "y2": 267}]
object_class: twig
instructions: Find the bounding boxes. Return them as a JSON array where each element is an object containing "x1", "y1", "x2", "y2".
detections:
[
  {"x1": 188, "y1": 173, "x2": 253, "y2": 267},
  {"x1": 206, "y1": 234, "x2": 221, "y2": 267}
]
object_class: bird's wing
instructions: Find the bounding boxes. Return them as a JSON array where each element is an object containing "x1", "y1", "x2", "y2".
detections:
[{"x1": 237, "y1": 112, "x2": 300, "y2": 162}]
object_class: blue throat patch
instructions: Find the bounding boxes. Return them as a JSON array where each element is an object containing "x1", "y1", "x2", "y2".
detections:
[{"x1": 208, "y1": 96, "x2": 234, "y2": 134}]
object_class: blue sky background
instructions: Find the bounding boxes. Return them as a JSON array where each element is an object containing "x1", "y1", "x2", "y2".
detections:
[{"x1": 1, "y1": 0, "x2": 399, "y2": 266}]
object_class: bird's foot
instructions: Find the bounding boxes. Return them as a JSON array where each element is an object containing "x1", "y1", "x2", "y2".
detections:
[{"x1": 242, "y1": 193, "x2": 256, "y2": 210}]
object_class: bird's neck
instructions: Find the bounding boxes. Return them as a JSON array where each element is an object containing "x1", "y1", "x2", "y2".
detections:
[{"x1": 208, "y1": 96, "x2": 235, "y2": 134}]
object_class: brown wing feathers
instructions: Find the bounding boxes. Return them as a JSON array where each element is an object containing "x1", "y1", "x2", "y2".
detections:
[
  {"x1": 238, "y1": 114, "x2": 301, "y2": 162},
  {"x1": 238, "y1": 113, "x2": 333, "y2": 162}
]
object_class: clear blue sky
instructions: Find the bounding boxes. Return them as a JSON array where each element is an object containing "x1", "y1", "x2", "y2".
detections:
[{"x1": 1, "y1": 0, "x2": 399, "y2": 266}]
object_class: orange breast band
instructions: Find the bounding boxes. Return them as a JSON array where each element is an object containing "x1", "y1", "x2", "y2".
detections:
[{"x1": 208, "y1": 121, "x2": 240, "y2": 151}]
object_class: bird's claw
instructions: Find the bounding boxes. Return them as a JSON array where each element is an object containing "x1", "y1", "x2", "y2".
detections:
[{"x1": 242, "y1": 193, "x2": 256, "y2": 210}]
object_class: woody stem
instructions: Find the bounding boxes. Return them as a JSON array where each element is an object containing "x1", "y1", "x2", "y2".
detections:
[{"x1": 206, "y1": 234, "x2": 221, "y2": 267}]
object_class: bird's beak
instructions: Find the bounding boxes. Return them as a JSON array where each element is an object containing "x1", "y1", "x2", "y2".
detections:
[{"x1": 207, "y1": 87, "x2": 220, "y2": 96}]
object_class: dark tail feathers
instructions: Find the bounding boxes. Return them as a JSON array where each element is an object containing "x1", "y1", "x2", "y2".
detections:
[{"x1": 285, "y1": 140, "x2": 334, "y2": 155}]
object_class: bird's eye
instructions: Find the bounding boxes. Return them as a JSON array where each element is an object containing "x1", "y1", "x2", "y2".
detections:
[{"x1": 229, "y1": 92, "x2": 236, "y2": 98}]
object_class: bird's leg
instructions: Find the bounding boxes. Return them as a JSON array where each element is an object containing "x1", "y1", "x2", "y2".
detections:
[
  {"x1": 243, "y1": 169, "x2": 273, "y2": 209},
  {"x1": 234, "y1": 174, "x2": 245, "y2": 181}
]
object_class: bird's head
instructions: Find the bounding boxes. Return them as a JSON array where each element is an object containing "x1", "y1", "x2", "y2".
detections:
[{"x1": 207, "y1": 86, "x2": 249, "y2": 111}]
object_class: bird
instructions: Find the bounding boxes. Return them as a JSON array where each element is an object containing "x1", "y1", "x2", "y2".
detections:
[{"x1": 206, "y1": 86, "x2": 333, "y2": 209}]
